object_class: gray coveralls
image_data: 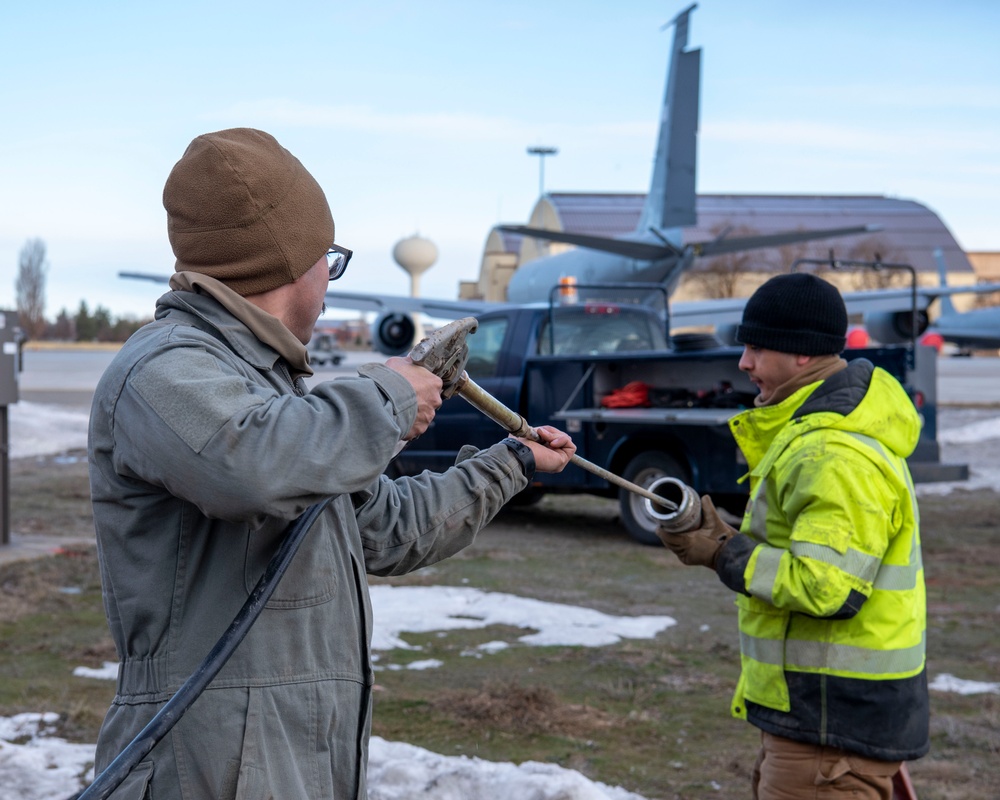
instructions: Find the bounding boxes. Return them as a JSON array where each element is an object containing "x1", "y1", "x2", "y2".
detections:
[{"x1": 88, "y1": 287, "x2": 531, "y2": 799}]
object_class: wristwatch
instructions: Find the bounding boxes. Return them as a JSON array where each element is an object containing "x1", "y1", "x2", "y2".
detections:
[{"x1": 501, "y1": 437, "x2": 536, "y2": 481}]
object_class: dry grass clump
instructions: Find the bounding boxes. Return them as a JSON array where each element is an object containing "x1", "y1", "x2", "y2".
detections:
[{"x1": 435, "y1": 680, "x2": 615, "y2": 737}]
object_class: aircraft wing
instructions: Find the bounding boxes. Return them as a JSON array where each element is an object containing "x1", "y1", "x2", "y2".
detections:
[
  {"x1": 118, "y1": 271, "x2": 171, "y2": 284},
  {"x1": 670, "y1": 282, "x2": 1000, "y2": 329},
  {"x1": 322, "y1": 290, "x2": 492, "y2": 319},
  {"x1": 120, "y1": 270, "x2": 1000, "y2": 340},
  {"x1": 668, "y1": 297, "x2": 747, "y2": 328},
  {"x1": 498, "y1": 226, "x2": 681, "y2": 260},
  {"x1": 118, "y1": 271, "x2": 492, "y2": 318},
  {"x1": 691, "y1": 225, "x2": 882, "y2": 257},
  {"x1": 500, "y1": 223, "x2": 882, "y2": 263}
]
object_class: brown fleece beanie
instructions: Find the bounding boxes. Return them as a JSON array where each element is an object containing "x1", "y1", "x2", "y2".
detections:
[{"x1": 163, "y1": 128, "x2": 335, "y2": 296}]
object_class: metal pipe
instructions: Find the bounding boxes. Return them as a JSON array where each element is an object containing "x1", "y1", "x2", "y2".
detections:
[{"x1": 453, "y1": 374, "x2": 677, "y2": 512}]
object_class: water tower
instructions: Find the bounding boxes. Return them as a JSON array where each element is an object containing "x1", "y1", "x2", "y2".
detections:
[
  {"x1": 392, "y1": 234, "x2": 438, "y2": 298},
  {"x1": 392, "y1": 234, "x2": 438, "y2": 345}
]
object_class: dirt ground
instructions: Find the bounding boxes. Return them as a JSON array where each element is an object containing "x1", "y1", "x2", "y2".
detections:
[{"x1": 2, "y1": 427, "x2": 999, "y2": 798}]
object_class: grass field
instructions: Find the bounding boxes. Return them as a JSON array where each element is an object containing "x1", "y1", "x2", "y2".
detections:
[{"x1": 1, "y1": 453, "x2": 997, "y2": 799}]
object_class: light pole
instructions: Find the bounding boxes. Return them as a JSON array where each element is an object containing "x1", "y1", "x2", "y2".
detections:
[{"x1": 526, "y1": 146, "x2": 558, "y2": 196}]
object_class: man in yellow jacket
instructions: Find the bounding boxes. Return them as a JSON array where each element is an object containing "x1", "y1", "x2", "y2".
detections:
[{"x1": 659, "y1": 273, "x2": 929, "y2": 800}]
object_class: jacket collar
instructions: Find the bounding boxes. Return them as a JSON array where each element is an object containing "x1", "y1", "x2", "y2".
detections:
[
  {"x1": 157, "y1": 272, "x2": 313, "y2": 379},
  {"x1": 730, "y1": 358, "x2": 912, "y2": 474}
]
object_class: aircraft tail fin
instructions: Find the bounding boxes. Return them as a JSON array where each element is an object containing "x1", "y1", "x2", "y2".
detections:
[
  {"x1": 935, "y1": 247, "x2": 958, "y2": 316},
  {"x1": 638, "y1": 3, "x2": 700, "y2": 234}
]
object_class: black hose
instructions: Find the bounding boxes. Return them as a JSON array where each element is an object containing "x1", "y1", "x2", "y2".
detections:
[{"x1": 68, "y1": 498, "x2": 332, "y2": 800}]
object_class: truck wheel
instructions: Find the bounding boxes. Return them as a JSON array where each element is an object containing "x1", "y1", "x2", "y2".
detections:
[
  {"x1": 619, "y1": 452, "x2": 691, "y2": 545},
  {"x1": 507, "y1": 486, "x2": 545, "y2": 507}
]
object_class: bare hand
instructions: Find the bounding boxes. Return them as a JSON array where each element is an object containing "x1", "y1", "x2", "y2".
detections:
[
  {"x1": 385, "y1": 356, "x2": 443, "y2": 440},
  {"x1": 518, "y1": 425, "x2": 576, "y2": 473}
]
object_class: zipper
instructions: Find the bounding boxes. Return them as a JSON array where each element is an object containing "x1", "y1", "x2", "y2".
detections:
[{"x1": 276, "y1": 361, "x2": 305, "y2": 396}]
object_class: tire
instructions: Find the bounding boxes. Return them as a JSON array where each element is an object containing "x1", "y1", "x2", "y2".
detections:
[
  {"x1": 507, "y1": 486, "x2": 546, "y2": 507},
  {"x1": 670, "y1": 332, "x2": 721, "y2": 352},
  {"x1": 619, "y1": 451, "x2": 691, "y2": 545},
  {"x1": 331, "y1": 356, "x2": 343, "y2": 366}
]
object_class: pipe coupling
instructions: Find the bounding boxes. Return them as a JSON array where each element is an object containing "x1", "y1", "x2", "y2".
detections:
[{"x1": 643, "y1": 477, "x2": 702, "y2": 533}]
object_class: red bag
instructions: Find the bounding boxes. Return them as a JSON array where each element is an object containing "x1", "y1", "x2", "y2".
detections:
[{"x1": 600, "y1": 381, "x2": 651, "y2": 408}]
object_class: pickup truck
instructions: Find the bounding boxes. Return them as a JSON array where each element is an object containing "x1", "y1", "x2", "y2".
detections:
[{"x1": 388, "y1": 287, "x2": 963, "y2": 544}]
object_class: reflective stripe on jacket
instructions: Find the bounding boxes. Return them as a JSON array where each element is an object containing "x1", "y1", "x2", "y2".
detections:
[{"x1": 717, "y1": 359, "x2": 929, "y2": 761}]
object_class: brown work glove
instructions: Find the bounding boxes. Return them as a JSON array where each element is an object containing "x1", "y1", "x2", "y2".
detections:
[{"x1": 657, "y1": 495, "x2": 738, "y2": 569}]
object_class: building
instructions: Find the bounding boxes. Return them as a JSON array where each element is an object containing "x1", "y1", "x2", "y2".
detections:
[
  {"x1": 968, "y1": 252, "x2": 1000, "y2": 282},
  {"x1": 461, "y1": 193, "x2": 979, "y2": 306}
]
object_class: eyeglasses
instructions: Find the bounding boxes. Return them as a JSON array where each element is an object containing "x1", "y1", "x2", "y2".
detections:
[{"x1": 326, "y1": 243, "x2": 353, "y2": 281}]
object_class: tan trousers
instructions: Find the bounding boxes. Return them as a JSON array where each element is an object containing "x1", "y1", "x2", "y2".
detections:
[{"x1": 752, "y1": 731, "x2": 901, "y2": 800}]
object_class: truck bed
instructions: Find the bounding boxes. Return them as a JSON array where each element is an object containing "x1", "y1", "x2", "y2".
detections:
[{"x1": 556, "y1": 407, "x2": 737, "y2": 426}]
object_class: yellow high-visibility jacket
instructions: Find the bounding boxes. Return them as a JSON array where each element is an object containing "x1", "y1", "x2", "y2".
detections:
[{"x1": 718, "y1": 359, "x2": 929, "y2": 761}]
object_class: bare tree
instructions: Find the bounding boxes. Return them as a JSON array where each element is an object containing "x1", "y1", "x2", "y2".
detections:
[
  {"x1": 685, "y1": 226, "x2": 915, "y2": 303},
  {"x1": 688, "y1": 224, "x2": 768, "y2": 298},
  {"x1": 971, "y1": 287, "x2": 1000, "y2": 309},
  {"x1": 766, "y1": 238, "x2": 814, "y2": 274},
  {"x1": 840, "y1": 236, "x2": 909, "y2": 291},
  {"x1": 16, "y1": 238, "x2": 48, "y2": 339},
  {"x1": 47, "y1": 309, "x2": 75, "y2": 340}
]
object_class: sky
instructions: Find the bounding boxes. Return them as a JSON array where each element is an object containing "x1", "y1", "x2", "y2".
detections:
[{"x1": 1, "y1": 1, "x2": 999, "y2": 322}]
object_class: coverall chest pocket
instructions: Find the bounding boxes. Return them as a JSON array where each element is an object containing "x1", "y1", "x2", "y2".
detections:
[{"x1": 243, "y1": 518, "x2": 338, "y2": 608}]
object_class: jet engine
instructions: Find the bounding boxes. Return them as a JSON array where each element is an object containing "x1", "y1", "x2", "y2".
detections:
[
  {"x1": 863, "y1": 309, "x2": 929, "y2": 345},
  {"x1": 372, "y1": 312, "x2": 417, "y2": 356}
]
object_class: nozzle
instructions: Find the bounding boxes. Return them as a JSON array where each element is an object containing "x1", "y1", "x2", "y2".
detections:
[{"x1": 644, "y1": 477, "x2": 701, "y2": 533}]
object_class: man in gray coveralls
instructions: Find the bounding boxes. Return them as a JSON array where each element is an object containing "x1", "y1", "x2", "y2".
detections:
[{"x1": 87, "y1": 127, "x2": 576, "y2": 800}]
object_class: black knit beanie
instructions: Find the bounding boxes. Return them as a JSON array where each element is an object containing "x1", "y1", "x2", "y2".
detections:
[
  {"x1": 735, "y1": 273, "x2": 847, "y2": 355},
  {"x1": 163, "y1": 128, "x2": 335, "y2": 296}
]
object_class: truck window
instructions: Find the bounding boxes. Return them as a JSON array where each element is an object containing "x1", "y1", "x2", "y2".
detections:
[
  {"x1": 537, "y1": 306, "x2": 668, "y2": 355},
  {"x1": 466, "y1": 317, "x2": 509, "y2": 379}
]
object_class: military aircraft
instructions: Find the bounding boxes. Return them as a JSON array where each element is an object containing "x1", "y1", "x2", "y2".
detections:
[
  {"x1": 497, "y1": 4, "x2": 876, "y2": 305},
  {"x1": 679, "y1": 249, "x2": 1000, "y2": 350},
  {"x1": 918, "y1": 249, "x2": 1000, "y2": 353},
  {"x1": 121, "y1": 5, "x2": 1000, "y2": 356}
]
